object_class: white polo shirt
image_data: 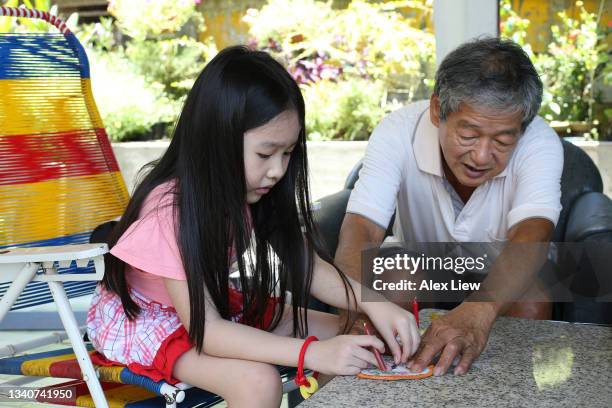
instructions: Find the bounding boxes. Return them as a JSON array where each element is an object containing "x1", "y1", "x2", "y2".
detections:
[{"x1": 346, "y1": 100, "x2": 563, "y2": 242}]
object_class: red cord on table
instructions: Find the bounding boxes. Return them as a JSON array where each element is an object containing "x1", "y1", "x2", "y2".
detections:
[
  {"x1": 363, "y1": 322, "x2": 387, "y2": 371},
  {"x1": 412, "y1": 297, "x2": 420, "y2": 328}
]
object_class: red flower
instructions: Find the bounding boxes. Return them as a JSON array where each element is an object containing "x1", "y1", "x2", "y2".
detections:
[{"x1": 568, "y1": 29, "x2": 581, "y2": 41}]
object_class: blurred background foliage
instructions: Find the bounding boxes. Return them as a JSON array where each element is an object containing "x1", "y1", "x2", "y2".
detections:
[
  {"x1": 0, "y1": 0, "x2": 610, "y2": 140},
  {"x1": 501, "y1": 0, "x2": 611, "y2": 139},
  {"x1": 244, "y1": 0, "x2": 436, "y2": 140}
]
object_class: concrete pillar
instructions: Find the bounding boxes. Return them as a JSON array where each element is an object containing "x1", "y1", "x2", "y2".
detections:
[{"x1": 433, "y1": 0, "x2": 500, "y2": 65}]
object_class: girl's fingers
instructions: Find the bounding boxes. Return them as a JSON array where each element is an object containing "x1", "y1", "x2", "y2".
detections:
[
  {"x1": 344, "y1": 365, "x2": 363, "y2": 376},
  {"x1": 396, "y1": 324, "x2": 412, "y2": 363},
  {"x1": 351, "y1": 345, "x2": 380, "y2": 369},
  {"x1": 378, "y1": 328, "x2": 401, "y2": 364},
  {"x1": 351, "y1": 334, "x2": 384, "y2": 351}
]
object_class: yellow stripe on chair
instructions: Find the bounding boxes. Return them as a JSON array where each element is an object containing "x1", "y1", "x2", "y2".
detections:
[
  {"x1": 76, "y1": 385, "x2": 157, "y2": 408},
  {"x1": 98, "y1": 366, "x2": 127, "y2": 384},
  {"x1": 0, "y1": 171, "x2": 128, "y2": 245},
  {"x1": 0, "y1": 78, "x2": 104, "y2": 136},
  {"x1": 20, "y1": 351, "x2": 82, "y2": 377}
]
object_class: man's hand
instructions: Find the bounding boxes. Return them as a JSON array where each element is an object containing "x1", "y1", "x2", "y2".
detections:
[{"x1": 408, "y1": 302, "x2": 496, "y2": 376}]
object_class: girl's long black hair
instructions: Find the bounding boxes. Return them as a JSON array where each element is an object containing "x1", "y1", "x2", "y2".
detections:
[{"x1": 102, "y1": 46, "x2": 355, "y2": 351}]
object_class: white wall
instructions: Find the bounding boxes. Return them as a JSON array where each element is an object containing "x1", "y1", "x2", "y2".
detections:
[
  {"x1": 113, "y1": 140, "x2": 612, "y2": 200},
  {"x1": 112, "y1": 141, "x2": 367, "y2": 201}
]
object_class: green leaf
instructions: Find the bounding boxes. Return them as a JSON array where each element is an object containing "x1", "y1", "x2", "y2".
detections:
[
  {"x1": 0, "y1": 0, "x2": 19, "y2": 32},
  {"x1": 34, "y1": 0, "x2": 51, "y2": 11}
]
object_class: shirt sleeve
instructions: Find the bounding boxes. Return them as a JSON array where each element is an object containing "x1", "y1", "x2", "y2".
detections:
[
  {"x1": 346, "y1": 108, "x2": 410, "y2": 229},
  {"x1": 110, "y1": 191, "x2": 186, "y2": 281},
  {"x1": 507, "y1": 117, "x2": 564, "y2": 229}
]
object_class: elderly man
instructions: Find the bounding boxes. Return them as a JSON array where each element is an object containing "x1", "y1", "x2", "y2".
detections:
[{"x1": 335, "y1": 37, "x2": 563, "y2": 376}]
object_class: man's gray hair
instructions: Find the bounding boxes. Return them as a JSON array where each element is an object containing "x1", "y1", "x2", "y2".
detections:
[{"x1": 433, "y1": 37, "x2": 542, "y2": 130}]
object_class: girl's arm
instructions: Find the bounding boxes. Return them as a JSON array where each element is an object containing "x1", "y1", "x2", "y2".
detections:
[
  {"x1": 311, "y1": 253, "x2": 378, "y2": 311},
  {"x1": 310, "y1": 254, "x2": 420, "y2": 363},
  {"x1": 164, "y1": 278, "x2": 383, "y2": 375}
]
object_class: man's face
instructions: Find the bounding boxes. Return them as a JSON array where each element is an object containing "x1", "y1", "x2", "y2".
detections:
[{"x1": 430, "y1": 95, "x2": 522, "y2": 188}]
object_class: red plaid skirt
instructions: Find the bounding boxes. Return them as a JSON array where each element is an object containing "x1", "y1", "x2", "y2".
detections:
[{"x1": 87, "y1": 284, "x2": 278, "y2": 384}]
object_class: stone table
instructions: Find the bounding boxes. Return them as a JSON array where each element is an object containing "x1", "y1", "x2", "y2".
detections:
[{"x1": 299, "y1": 309, "x2": 612, "y2": 407}]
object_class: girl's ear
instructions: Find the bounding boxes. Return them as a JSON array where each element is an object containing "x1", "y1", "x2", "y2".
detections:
[{"x1": 429, "y1": 94, "x2": 441, "y2": 128}]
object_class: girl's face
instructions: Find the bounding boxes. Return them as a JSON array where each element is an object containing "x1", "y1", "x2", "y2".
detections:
[{"x1": 243, "y1": 110, "x2": 301, "y2": 204}]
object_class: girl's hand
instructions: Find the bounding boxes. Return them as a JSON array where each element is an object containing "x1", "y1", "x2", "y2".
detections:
[
  {"x1": 361, "y1": 302, "x2": 420, "y2": 364},
  {"x1": 304, "y1": 335, "x2": 385, "y2": 375}
]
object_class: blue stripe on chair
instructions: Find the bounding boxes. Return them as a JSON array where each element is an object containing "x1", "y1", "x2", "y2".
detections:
[
  {"x1": 0, "y1": 33, "x2": 87, "y2": 79},
  {"x1": 2, "y1": 282, "x2": 97, "y2": 310},
  {"x1": 0, "y1": 347, "x2": 83, "y2": 376},
  {"x1": 119, "y1": 369, "x2": 164, "y2": 395}
]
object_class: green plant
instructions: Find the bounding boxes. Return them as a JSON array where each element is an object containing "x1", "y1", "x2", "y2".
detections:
[
  {"x1": 88, "y1": 50, "x2": 180, "y2": 141},
  {"x1": 76, "y1": 16, "x2": 116, "y2": 52},
  {"x1": 244, "y1": 0, "x2": 435, "y2": 140},
  {"x1": 304, "y1": 78, "x2": 386, "y2": 141},
  {"x1": 107, "y1": 0, "x2": 199, "y2": 41},
  {"x1": 537, "y1": 3, "x2": 610, "y2": 139},
  {"x1": 500, "y1": 0, "x2": 611, "y2": 139},
  {"x1": 126, "y1": 36, "x2": 216, "y2": 98},
  {"x1": 108, "y1": 0, "x2": 217, "y2": 101},
  {"x1": 76, "y1": 0, "x2": 218, "y2": 139},
  {"x1": 499, "y1": 0, "x2": 531, "y2": 49}
]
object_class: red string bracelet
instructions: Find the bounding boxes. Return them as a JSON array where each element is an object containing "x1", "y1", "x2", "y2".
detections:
[{"x1": 295, "y1": 336, "x2": 319, "y2": 399}]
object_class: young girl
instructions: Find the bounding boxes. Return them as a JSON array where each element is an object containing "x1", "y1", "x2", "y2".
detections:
[{"x1": 87, "y1": 46, "x2": 419, "y2": 407}]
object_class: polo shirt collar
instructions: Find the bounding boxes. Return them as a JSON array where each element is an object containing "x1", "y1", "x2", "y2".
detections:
[{"x1": 412, "y1": 107, "x2": 509, "y2": 179}]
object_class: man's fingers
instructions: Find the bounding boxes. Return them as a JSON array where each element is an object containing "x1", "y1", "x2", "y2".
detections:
[
  {"x1": 454, "y1": 345, "x2": 478, "y2": 375},
  {"x1": 409, "y1": 325, "x2": 421, "y2": 357},
  {"x1": 433, "y1": 339, "x2": 464, "y2": 376},
  {"x1": 407, "y1": 336, "x2": 443, "y2": 372}
]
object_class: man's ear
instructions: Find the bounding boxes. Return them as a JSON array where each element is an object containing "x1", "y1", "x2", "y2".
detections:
[{"x1": 430, "y1": 94, "x2": 441, "y2": 127}]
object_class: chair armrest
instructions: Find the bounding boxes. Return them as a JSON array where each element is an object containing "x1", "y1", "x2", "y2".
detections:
[
  {"x1": 313, "y1": 189, "x2": 352, "y2": 257},
  {"x1": 564, "y1": 192, "x2": 612, "y2": 242},
  {"x1": 0, "y1": 243, "x2": 108, "y2": 282},
  {"x1": 0, "y1": 243, "x2": 108, "y2": 264}
]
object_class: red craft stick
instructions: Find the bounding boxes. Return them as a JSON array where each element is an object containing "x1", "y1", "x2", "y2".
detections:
[
  {"x1": 363, "y1": 322, "x2": 387, "y2": 371},
  {"x1": 412, "y1": 297, "x2": 420, "y2": 328}
]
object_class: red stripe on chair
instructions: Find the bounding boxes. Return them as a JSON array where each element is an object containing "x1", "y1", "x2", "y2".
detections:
[
  {"x1": 0, "y1": 128, "x2": 120, "y2": 185},
  {"x1": 95, "y1": 128, "x2": 122, "y2": 174},
  {"x1": 49, "y1": 357, "x2": 84, "y2": 379}
]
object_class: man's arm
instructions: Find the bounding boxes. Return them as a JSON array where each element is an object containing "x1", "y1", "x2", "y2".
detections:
[
  {"x1": 408, "y1": 217, "x2": 553, "y2": 376},
  {"x1": 476, "y1": 218, "x2": 553, "y2": 315},
  {"x1": 334, "y1": 213, "x2": 387, "y2": 283}
]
